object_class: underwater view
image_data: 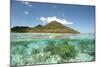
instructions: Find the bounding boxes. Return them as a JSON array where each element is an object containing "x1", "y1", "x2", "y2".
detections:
[{"x1": 11, "y1": 33, "x2": 95, "y2": 66}]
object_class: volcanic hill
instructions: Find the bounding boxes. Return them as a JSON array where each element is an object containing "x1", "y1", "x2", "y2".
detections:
[{"x1": 11, "y1": 21, "x2": 80, "y2": 33}]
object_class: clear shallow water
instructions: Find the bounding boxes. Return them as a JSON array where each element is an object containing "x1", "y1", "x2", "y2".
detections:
[{"x1": 11, "y1": 33, "x2": 95, "y2": 66}]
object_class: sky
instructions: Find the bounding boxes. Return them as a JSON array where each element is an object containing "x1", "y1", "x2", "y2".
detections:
[{"x1": 11, "y1": 0, "x2": 95, "y2": 33}]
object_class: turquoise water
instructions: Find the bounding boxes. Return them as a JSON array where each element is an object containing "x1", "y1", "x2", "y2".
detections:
[{"x1": 11, "y1": 33, "x2": 95, "y2": 66}]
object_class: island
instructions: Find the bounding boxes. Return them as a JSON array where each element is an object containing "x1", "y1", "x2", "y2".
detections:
[{"x1": 11, "y1": 21, "x2": 80, "y2": 33}]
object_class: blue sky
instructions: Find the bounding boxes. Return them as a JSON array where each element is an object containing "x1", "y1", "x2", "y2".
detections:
[{"x1": 11, "y1": 0, "x2": 95, "y2": 33}]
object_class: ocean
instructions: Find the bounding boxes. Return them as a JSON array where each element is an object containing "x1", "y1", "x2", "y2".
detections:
[{"x1": 11, "y1": 33, "x2": 95, "y2": 66}]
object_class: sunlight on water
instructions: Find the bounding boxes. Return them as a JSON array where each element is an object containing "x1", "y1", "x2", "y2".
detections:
[{"x1": 11, "y1": 33, "x2": 95, "y2": 66}]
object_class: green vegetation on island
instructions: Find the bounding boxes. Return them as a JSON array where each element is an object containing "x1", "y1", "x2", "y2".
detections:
[{"x1": 11, "y1": 21, "x2": 80, "y2": 33}]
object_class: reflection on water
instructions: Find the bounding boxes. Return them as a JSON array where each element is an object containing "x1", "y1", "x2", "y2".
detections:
[{"x1": 11, "y1": 33, "x2": 95, "y2": 66}]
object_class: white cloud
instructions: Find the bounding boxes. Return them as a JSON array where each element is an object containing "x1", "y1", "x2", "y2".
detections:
[
  {"x1": 24, "y1": 11, "x2": 29, "y2": 15},
  {"x1": 23, "y1": 1, "x2": 30, "y2": 5},
  {"x1": 40, "y1": 16, "x2": 73, "y2": 25},
  {"x1": 40, "y1": 17, "x2": 46, "y2": 23},
  {"x1": 22, "y1": 1, "x2": 32, "y2": 7}
]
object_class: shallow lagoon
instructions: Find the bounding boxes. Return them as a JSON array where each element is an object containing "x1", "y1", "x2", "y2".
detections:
[{"x1": 11, "y1": 33, "x2": 95, "y2": 66}]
